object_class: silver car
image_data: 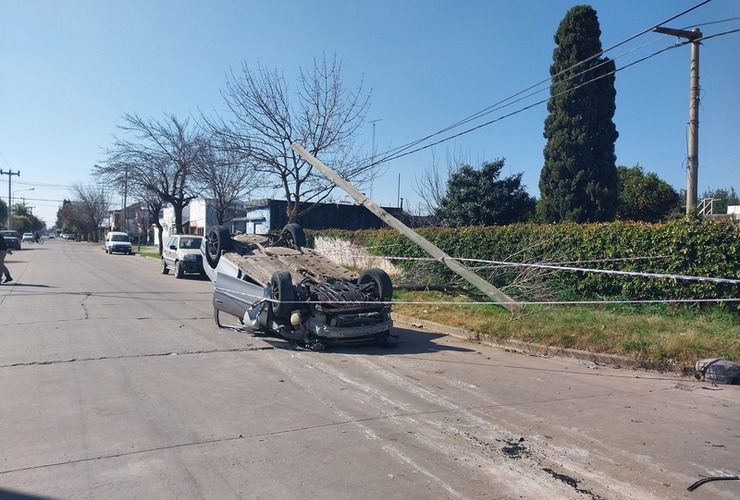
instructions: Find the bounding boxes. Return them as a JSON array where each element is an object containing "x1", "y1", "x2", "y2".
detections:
[
  {"x1": 161, "y1": 234, "x2": 205, "y2": 278},
  {"x1": 202, "y1": 224, "x2": 396, "y2": 350}
]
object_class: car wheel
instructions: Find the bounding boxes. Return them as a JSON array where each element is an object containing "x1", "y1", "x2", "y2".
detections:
[
  {"x1": 282, "y1": 223, "x2": 306, "y2": 249},
  {"x1": 270, "y1": 270, "x2": 295, "y2": 317},
  {"x1": 205, "y1": 226, "x2": 233, "y2": 269},
  {"x1": 174, "y1": 260, "x2": 184, "y2": 279},
  {"x1": 161, "y1": 259, "x2": 169, "y2": 274},
  {"x1": 358, "y1": 268, "x2": 393, "y2": 302}
]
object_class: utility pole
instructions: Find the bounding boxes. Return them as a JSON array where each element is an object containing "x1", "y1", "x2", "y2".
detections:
[
  {"x1": 653, "y1": 26, "x2": 702, "y2": 214},
  {"x1": 0, "y1": 169, "x2": 20, "y2": 228},
  {"x1": 368, "y1": 119, "x2": 381, "y2": 200},
  {"x1": 292, "y1": 142, "x2": 522, "y2": 313}
]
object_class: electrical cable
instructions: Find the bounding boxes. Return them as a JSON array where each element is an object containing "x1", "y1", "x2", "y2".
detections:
[
  {"x1": 369, "y1": 0, "x2": 721, "y2": 166},
  {"x1": 379, "y1": 41, "x2": 686, "y2": 163}
]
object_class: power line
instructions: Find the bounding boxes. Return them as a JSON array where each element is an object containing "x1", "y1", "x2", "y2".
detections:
[
  {"x1": 380, "y1": 38, "x2": 704, "y2": 163},
  {"x1": 376, "y1": 25, "x2": 738, "y2": 165},
  {"x1": 684, "y1": 16, "x2": 740, "y2": 29},
  {"x1": 369, "y1": 0, "x2": 722, "y2": 166}
]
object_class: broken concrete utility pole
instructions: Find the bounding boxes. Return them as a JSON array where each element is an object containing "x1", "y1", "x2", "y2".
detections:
[{"x1": 291, "y1": 142, "x2": 522, "y2": 313}]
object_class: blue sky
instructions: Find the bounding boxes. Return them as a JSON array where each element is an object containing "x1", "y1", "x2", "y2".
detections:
[{"x1": 1, "y1": 0, "x2": 738, "y2": 226}]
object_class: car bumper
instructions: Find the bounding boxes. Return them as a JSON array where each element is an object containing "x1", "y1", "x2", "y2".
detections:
[
  {"x1": 108, "y1": 245, "x2": 131, "y2": 253},
  {"x1": 180, "y1": 260, "x2": 204, "y2": 274}
]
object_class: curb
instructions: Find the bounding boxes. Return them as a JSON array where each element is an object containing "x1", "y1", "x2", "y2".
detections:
[{"x1": 392, "y1": 313, "x2": 664, "y2": 371}]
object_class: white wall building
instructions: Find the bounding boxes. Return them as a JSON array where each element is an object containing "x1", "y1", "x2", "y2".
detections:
[{"x1": 156, "y1": 199, "x2": 245, "y2": 245}]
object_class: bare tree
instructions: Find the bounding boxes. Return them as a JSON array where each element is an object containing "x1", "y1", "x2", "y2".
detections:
[
  {"x1": 70, "y1": 182, "x2": 110, "y2": 242},
  {"x1": 212, "y1": 54, "x2": 373, "y2": 222},
  {"x1": 193, "y1": 133, "x2": 259, "y2": 225},
  {"x1": 413, "y1": 150, "x2": 471, "y2": 218},
  {"x1": 96, "y1": 113, "x2": 204, "y2": 234},
  {"x1": 138, "y1": 188, "x2": 166, "y2": 255}
]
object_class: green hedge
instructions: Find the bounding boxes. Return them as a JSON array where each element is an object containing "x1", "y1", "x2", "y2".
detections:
[{"x1": 316, "y1": 219, "x2": 740, "y2": 303}]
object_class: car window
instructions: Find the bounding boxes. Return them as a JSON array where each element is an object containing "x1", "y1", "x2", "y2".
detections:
[
  {"x1": 166, "y1": 237, "x2": 176, "y2": 248},
  {"x1": 179, "y1": 237, "x2": 202, "y2": 249},
  {"x1": 111, "y1": 234, "x2": 129, "y2": 242}
]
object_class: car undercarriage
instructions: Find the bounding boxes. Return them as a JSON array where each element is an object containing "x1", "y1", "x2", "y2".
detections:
[{"x1": 201, "y1": 224, "x2": 396, "y2": 350}]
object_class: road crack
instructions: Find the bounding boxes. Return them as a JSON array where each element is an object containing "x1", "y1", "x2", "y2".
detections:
[{"x1": 0, "y1": 346, "x2": 274, "y2": 368}]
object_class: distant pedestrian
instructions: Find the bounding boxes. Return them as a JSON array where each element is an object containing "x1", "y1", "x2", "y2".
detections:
[{"x1": 0, "y1": 233, "x2": 12, "y2": 283}]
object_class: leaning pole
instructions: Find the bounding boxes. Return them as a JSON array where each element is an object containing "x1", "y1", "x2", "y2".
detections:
[{"x1": 291, "y1": 143, "x2": 521, "y2": 313}]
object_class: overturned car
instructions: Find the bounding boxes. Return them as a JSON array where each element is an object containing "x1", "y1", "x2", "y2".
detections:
[{"x1": 201, "y1": 223, "x2": 396, "y2": 350}]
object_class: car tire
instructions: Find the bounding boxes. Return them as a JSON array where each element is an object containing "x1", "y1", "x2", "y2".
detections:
[
  {"x1": 174, "y1": 260, "x2": 184, "y2": 279},
  {"x1": 358, "y1": 268, "x2": 393, "y2": 302},
  {"x1": 282, "y1": 223, "x2": 306, "y2": 249},
  {"x1": 161, "y1": 259, "x2": 169, "y2": 274},
  {"x1": 270, "y1": 270, "x2": 295, "y2": 318},
  {"x1": 205, "y1": 226, "x2": 233, "y2": 269}
]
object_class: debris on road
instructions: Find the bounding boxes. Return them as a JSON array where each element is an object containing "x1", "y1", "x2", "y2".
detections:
[{"x1": 694, "y1": 358, "x2": 740, "y2": 385}]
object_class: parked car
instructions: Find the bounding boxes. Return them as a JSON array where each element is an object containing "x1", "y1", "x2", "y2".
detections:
[
  {"x1": 202, "y1": 223, "x2": 396, "y2": 350},
  {"x1": 1, "y1": 230, "x2": 21, "y2": 250},
  {"x1": 61, "y1": 233, "x2": 76, "y2": 240},
  {"x1": 161, "y1": 234, "x2": 204, "y2": 278},
  {"x1": 104, "y1": 231, "x2": 132, "y2": 254},
  {"x1": 22, "y1": 233, "x2": 34, "y2": 243}
]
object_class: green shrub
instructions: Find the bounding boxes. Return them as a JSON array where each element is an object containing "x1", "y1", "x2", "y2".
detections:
[{"x1": 319, "y1": 219, "x2": 740, "y2": 304}]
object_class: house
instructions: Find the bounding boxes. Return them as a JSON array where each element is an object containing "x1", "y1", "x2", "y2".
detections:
[
  {"x1": 157, "y1": 199, "x2": 245, "y2": 244},
  {"x1": 233, "y1": 198, "x2": 407, "y2": 234},
  {"x1": 155, "y1": 197, "x2": 417, "y2": 245},
  {"x1": 109, "y1": 202, "x2": 152, "y2": 243}
]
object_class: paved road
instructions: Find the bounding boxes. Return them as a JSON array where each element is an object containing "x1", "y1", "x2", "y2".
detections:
[{"x1": 0, "y1": 240, "x2": 737, "y2": 499}]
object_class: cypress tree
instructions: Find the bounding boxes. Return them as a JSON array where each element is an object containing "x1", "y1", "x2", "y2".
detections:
[{"x1": 539, "y1": 5, "x2": 619, "y2": 222}]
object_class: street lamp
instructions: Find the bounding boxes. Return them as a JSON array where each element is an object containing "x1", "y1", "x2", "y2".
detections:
[{"x1": 11, "y1": 187, "x2": 34, "y2": 228}]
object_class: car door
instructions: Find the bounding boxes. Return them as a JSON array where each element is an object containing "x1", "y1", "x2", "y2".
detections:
[{"x1": 163, "y1": 236, "x2": 177, "y2": 266}]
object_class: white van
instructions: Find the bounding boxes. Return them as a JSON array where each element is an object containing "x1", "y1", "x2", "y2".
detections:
[{"x1": 104, "y1": 231, "x2": 132, "y2": 255}]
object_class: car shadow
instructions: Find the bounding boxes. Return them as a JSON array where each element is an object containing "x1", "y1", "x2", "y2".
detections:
[
  {"x1": 0, "y1": 489, "x2": 58, "y2": 500},
  {"x1": 258, "y1": 326, "x2": 475, "y2": 356}
]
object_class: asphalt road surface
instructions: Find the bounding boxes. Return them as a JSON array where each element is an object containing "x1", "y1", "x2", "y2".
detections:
[{"x1": 1, "y1": 239, "x2": 738, "y2": 499}]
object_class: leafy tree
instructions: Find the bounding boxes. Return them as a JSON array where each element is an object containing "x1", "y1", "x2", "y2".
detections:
[
  {"x1": 436, "y1": 159, "x2": 535, "y2": 226},
  {"x1": 539, "y1": 5, "x2": 619, "y2": 223},
  {"x1": 616, "y1": 165, "x2": 680, "y2": 222},
  {"x1": 11, "y1": 204, "x2": 45, "y2": 234},
  {"x1": 56, "y1": 200, "x2": 86, "y2": 236},
  {"x1": 56, "y1": 199, "x2": 74, "y2": 230},
  {"x1": 212, "y1": 54, "x2": 373, "y2": 223},
  {"x1": 700, "y1": 187, "x2": 739, "y2": 215}
]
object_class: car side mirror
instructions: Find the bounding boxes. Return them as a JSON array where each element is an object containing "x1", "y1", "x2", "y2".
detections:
[{"x1": 169, "y1": 245, "x2": 177, "y2": 250}]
